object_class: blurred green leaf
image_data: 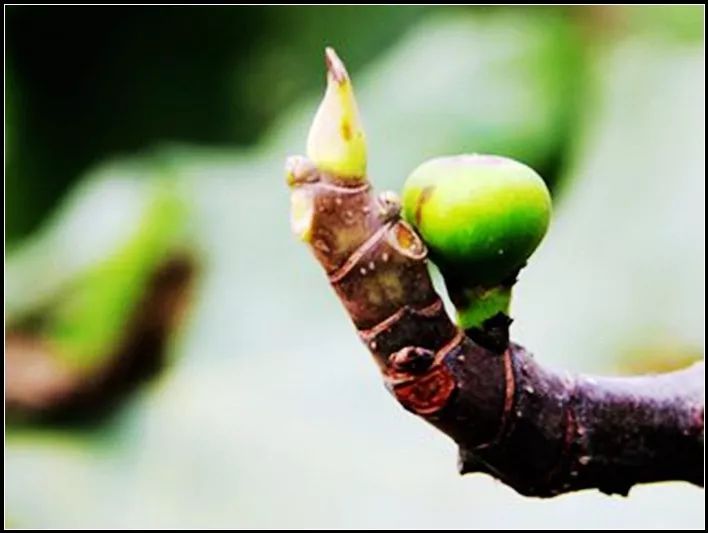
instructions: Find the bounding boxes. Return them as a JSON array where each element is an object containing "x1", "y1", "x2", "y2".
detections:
[
  {"x1": 45, "y1": 180, "x2": 188, "y2": 370},
  {"x1": 625, "y1": 6, "x2": 704, "y2": 43}
]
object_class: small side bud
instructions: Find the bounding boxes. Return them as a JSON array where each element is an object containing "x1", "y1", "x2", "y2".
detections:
[
  {"x1": 306, "y1": 47, "x2": 367, "y2": 180},
  {"x1": 389, "y1": 346, "x2": 435, "y2": 375},
  {"x1": 376, "y1": 191, "x2": 401, "y2": 222},
  {"x1": 285, "y1": 155, "x2": 317, "y2": 187}
]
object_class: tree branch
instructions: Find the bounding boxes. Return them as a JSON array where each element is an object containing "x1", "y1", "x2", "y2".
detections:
[{"x1": 287, "y1": 160, "x2": 704, "y2": 498}]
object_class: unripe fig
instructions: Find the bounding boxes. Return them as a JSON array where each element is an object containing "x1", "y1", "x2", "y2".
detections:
[
  {"x1": 403, "y1": 154, "x2": 551, "y2": 286},
  {"x1": 402, "y1": 154, "x2": 551, "y2": 337}
]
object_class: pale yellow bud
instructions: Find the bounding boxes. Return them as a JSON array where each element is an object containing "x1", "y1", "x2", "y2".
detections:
[{"x1": 306, "y1": 48, "x2": 367, "y2": 180}]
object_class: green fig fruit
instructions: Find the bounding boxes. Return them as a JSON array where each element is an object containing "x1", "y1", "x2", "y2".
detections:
[{"x1": 402, "y1": 154, "x2": 551, "y2": 333}]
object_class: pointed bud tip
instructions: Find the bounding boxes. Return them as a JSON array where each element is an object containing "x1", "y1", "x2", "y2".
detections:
[{"x1": 324, "y1": 47, "x2": 348, "y2": 84}]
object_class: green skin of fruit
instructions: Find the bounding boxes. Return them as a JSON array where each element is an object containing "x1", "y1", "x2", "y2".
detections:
[{"x1": 402, "y1": 154, "x2": 551, "y2": 330}]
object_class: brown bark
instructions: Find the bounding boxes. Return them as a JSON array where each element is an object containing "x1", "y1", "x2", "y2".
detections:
[{"x1": 288, "y1": 161, "x2": 705, "y2": 498}]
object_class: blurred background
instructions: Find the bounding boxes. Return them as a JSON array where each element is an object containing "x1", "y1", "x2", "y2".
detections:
[{"x1": 4, "y1": 5, "x2": 705, "y2": 529}]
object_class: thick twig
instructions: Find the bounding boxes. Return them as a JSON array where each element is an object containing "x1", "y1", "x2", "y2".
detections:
[{"x1": 287, "y1": 161, "x2": 704, "y2": 498}]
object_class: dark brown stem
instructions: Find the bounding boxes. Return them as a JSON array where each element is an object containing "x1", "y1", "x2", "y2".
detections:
[{"x1": 287, "y1": 162, "x2": 704, "y2": 498}]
